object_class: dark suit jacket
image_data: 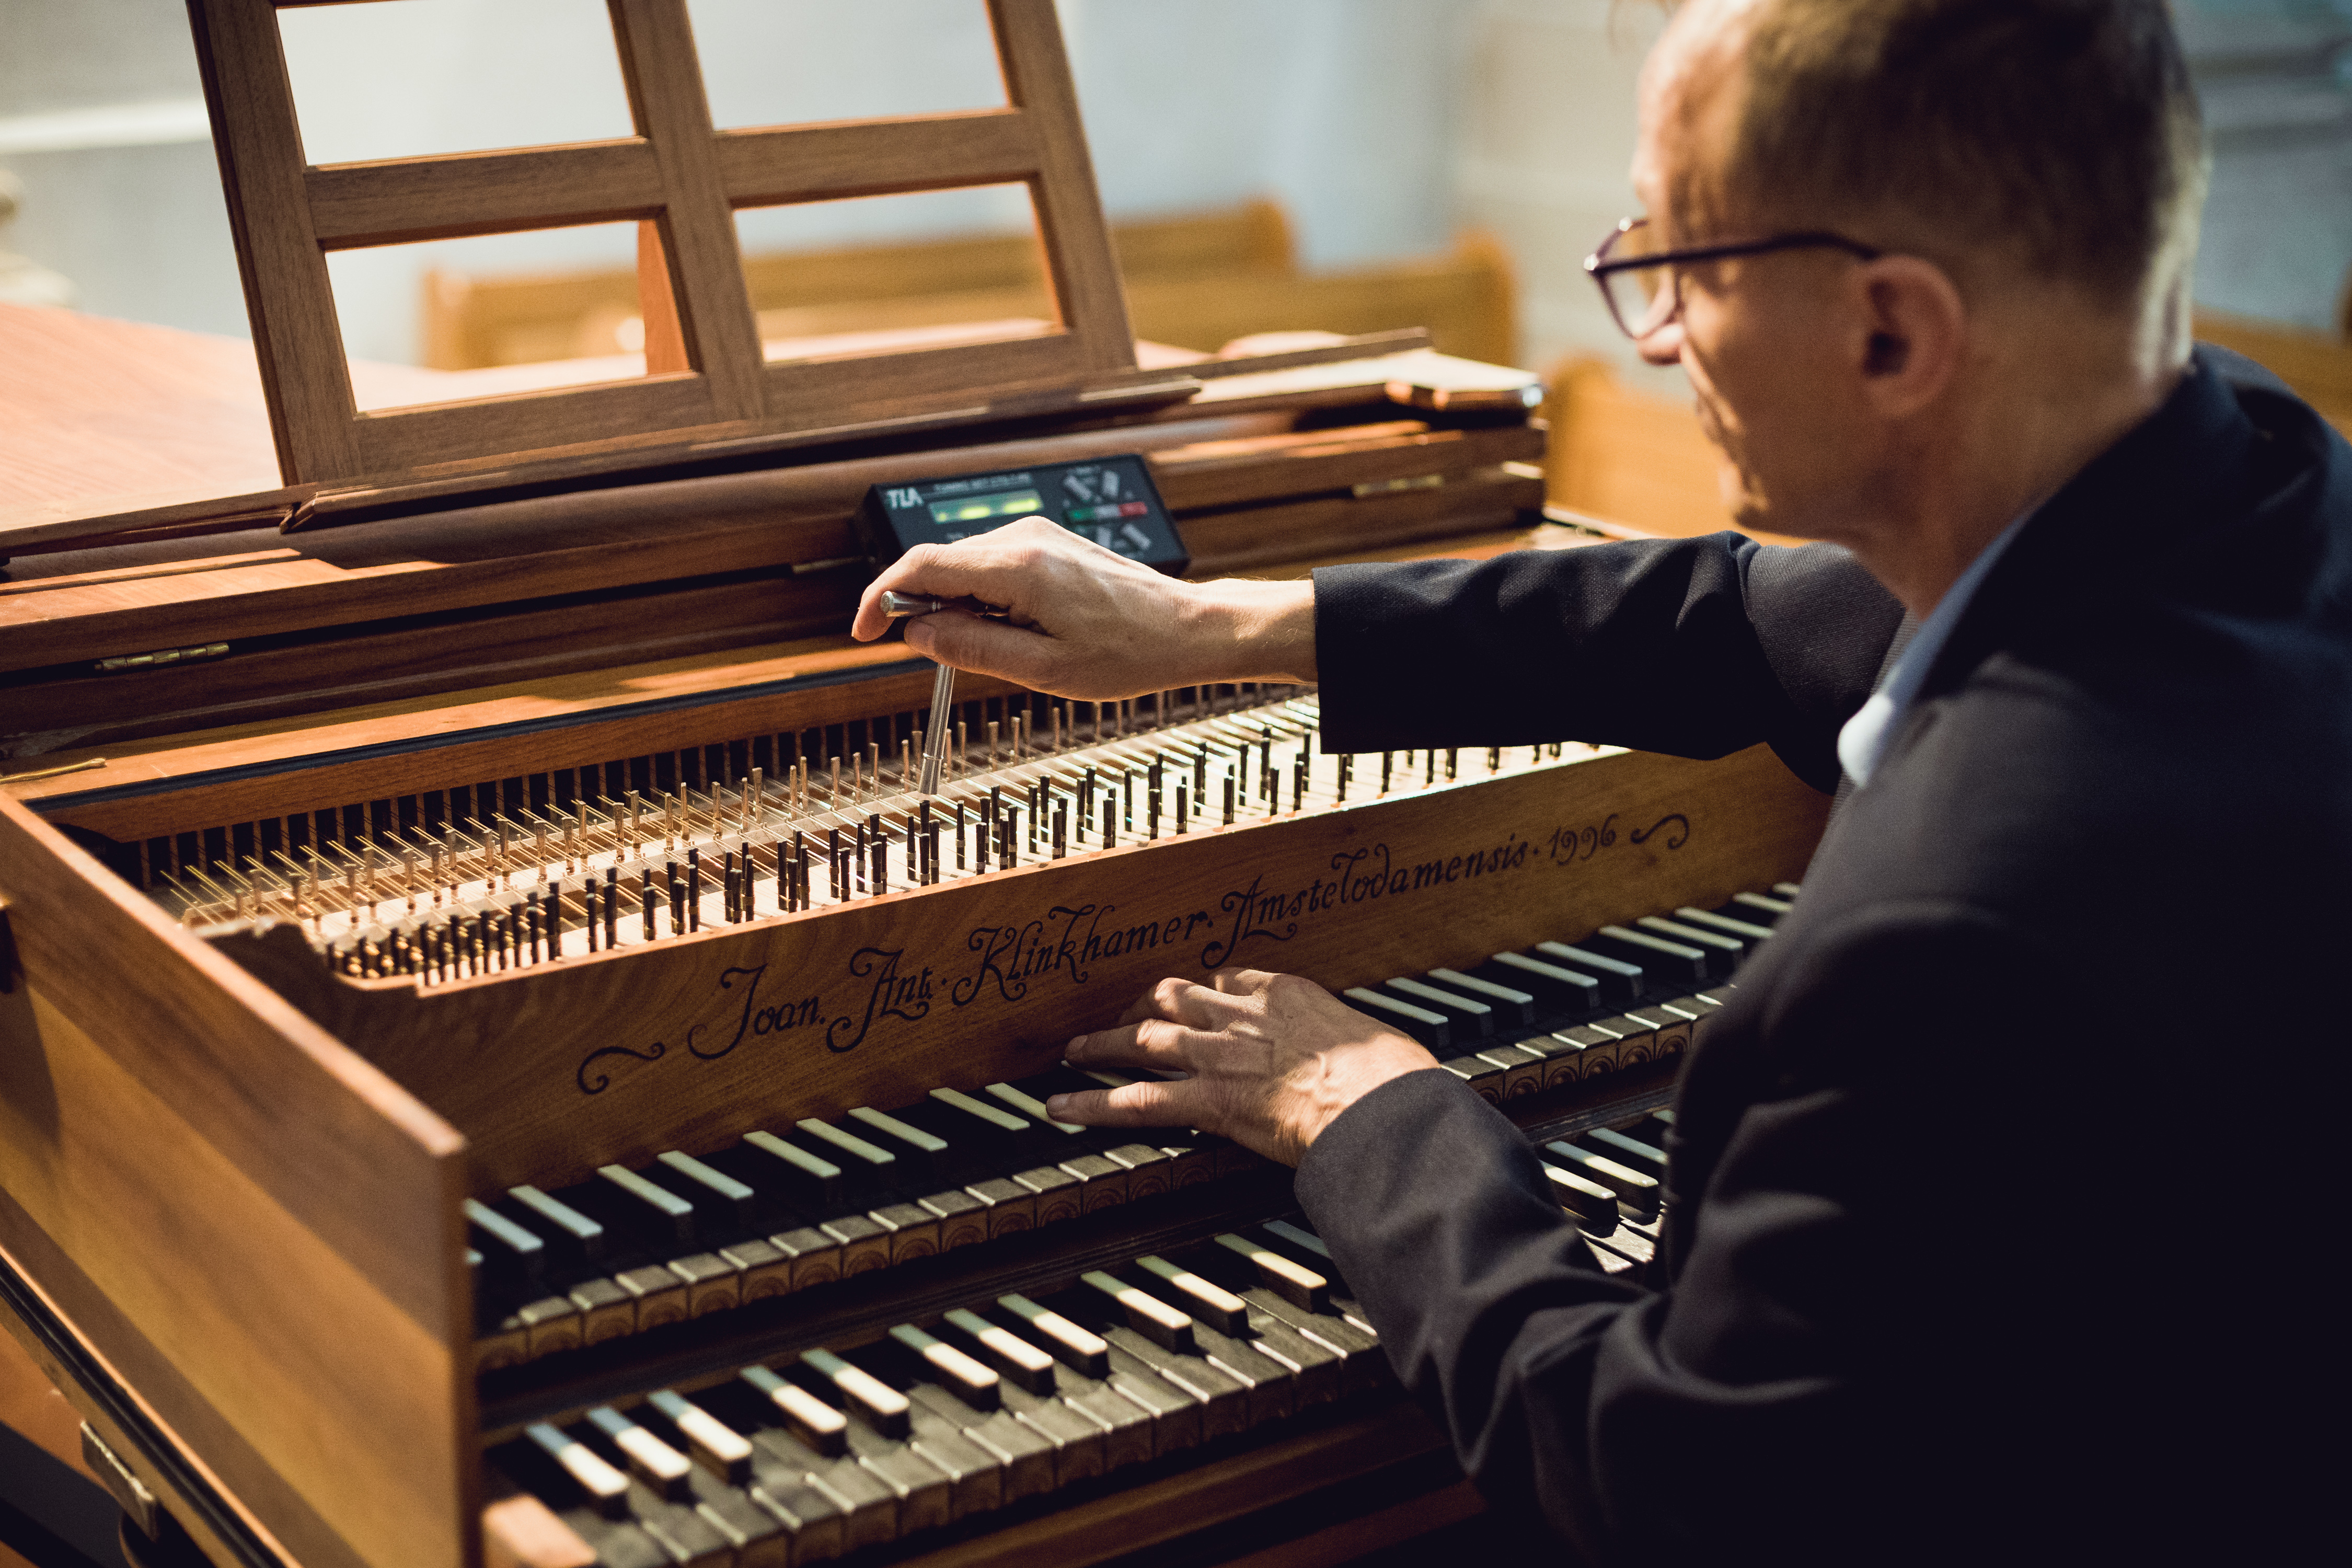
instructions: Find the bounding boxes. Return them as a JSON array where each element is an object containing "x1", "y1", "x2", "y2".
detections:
[{"x1": 1296, "y1": 349, "x2": 2350, "y2": 1565}]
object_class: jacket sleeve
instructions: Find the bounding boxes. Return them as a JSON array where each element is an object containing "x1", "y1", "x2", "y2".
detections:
[
  {"x1": 1292, "y1": 906, "x2": 2079, "y2": 1566},
  {"x1": 1310, "y1": 535, "x2": 1903, "y2": 793}
]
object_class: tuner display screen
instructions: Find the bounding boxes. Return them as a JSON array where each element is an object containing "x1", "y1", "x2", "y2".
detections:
[
  {"x1": 857, "y1": 454, "x2": 1190, "y2": 577},
  {"x1": 928, "y1": 489, "x2": 1042, "y2": 526}
]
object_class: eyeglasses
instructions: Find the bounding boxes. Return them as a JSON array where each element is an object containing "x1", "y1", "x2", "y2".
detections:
[{"x1": 1584, "y1": 217, "x2": 1883, "y2": 339}]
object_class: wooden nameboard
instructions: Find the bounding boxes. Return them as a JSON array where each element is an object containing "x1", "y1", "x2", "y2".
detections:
[
  {"x1": 186, "y1": 0, "x2": 1143, "y2": 490},
  {"x1": 215, "y1": 743, "x2": 1828, "y2": 1197}
]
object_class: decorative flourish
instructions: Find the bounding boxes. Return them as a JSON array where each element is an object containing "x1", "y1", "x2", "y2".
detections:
[
  {"x1": 1630, "y1": 813, "x2": 1691, "y2": 851},
  {"x1": 577, "y1": 1039, "x2": 666, "y2": 1095}
]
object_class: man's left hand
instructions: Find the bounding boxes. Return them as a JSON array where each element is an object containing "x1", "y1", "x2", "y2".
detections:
[{"x1": 1045, "y1": 970, "x2": 1442, "y2": 1167}]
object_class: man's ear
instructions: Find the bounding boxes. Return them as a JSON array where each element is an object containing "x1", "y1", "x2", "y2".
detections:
[{"x1": 1853, "y1": 255, "x2": 1965, "y2": 417}]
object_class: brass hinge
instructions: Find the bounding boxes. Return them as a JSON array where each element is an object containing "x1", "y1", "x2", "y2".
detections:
[{"x1": 94, "y1": 641, "x2": 227, "y2": 675}]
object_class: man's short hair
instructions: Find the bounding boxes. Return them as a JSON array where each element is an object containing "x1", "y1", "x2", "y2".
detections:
[{"x1": 1723, "y1": 0, "x2": 2205, "y2": 302}]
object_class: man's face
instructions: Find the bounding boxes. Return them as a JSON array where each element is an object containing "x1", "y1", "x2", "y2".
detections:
[{"x1": 1629, "y1": 5, "x2": 1887, "y2": 541}]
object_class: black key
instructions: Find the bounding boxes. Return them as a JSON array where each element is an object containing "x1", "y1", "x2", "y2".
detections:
[
  {"x1": 642, "y1": 1390, "x2": 753, "y2": 1485},
  {"x1": 523, "y1": 1423, "x2": 631, "y2": 1519},
  {"x1": 867, "y1": 1098, "x2": 987, "y2": 1187},
  {"x1": 1539, "y1": 1159, "x2": 1620, "y2": 1232},
  {"x1": 1531, "y1": 941, "x2": 1643, "y2": 1004},
  {"x1": 1382, "y1": 976, "x2": 1494, "y2": 1039},
  {"x1": 845, "y1": 1105, "x2": 950, "y2": 1186},
  {"x1": 1636, "y1": 915, "x2": 1743, "y2": 973},
  {"x1": 942, "y1": 1307, "x2": 1058, "y2": 1396},
  {"x1": 504, "y1": 1184, "x2": 606, "y2": 1269},
  {"x1": 585, "y1": 1165, "x2": 698, "y2": 1251},
  {"x1": 1253, "y1": 1221, "x2": 1375, "y2": 1335},
  {"x1": 1079, "y1": 1270, "x2": 1194, "y2": 1352},
  {"x1": 884, "y1": 1325, "x2": 1000, "y2": 1412},
  {"x1": 1131, "y1": 1254, "x2": 1252, "y2": 1336},
  {"x1": 1341, "y1": 987, "x2": 1450, "y2": 1051},
  {"x1": 1260, "y1": 1218, "x2": 1333, "y2": 1266},
  {"x1": 799, "y1": 1347, "x2": 913, "y2": 1439},
  {"x1": 464, "y1": 1198, "x2": 545, "y2": 1293},
  {"x1": 739, "y1": 1364, "x2": 849, "y2": 1457},
  {"x1": 991, "y1": 1293, "x2": 1111, "y2": 1379},
  {"x1": 1479, "y1": 951, "x2": 1604, "y2": 1012},
  {"x1": 653, "y1": 1150, "x2": 760, "y2": 1235},
  {"x1": 1210, "y1": 1231, "x2": 1330, "y2": 1312},
  {"x1": 732, "y1": 1131, "x2": 844, "y2": 1217},
  {"x1": 982, "y1": 1082, "x2": 1121, "y2": 1205},
  {"x1": 791, "y1": 1118, "x2": 905, "y2": 1203},
  {"x1": 1677, "y1": 905, "x2": 1776, "y2": 941},
  {"x1": 897, "y1": 1088, "x2": 1058, "y2": 1177},
  {"x1": 585, "y1": 1406, "x2": 694, "y2": 1502},
  {"x1": 1583, "y1": 925, "x2": 1709, "y2": 985},
  {"x1": 1584, "y1": 1126, "x2": 1668, "y2": 1180},
  {"x1": 1544, "y1": 1140, "x2": 1661, "y2": 1217},
  {"x1": 1010, "y1": 1067, "x2": 1135, "y2": 1150},
  {"x1": 1424, "y1": 967, "x2": 1537, "y2": 1028}
]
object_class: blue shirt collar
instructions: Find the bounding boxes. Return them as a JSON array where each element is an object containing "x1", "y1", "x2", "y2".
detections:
[{"x1": 1835, "y1": 505, "x2": 2039, "y2": 788}]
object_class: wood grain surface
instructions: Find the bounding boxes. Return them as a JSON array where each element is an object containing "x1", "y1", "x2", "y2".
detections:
[{"x1": 0, "y1": 794, "x2": 476, "y2": 1568}]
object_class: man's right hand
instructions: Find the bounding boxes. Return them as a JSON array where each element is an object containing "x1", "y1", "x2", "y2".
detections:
[{"x1": 849, "y1": 515, "x2": 1317, "y2": 700}]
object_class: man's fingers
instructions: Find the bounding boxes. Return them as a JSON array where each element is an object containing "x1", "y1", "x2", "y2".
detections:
[
  {"x1": 1044, "y1": 1078, "x2": 1197, "y2": 1131},
  {"x1": 903, "y1": 612, "x2": 1061, "y2": 687},
  {"x1": 1066, "y1": 1019, "x2": 1194, "y2": 1075},
  {"x1": 850, "y1": 534, "x2": 1048, "y2": 641},
  {"x1": 1116, "y1": 975, "x2": 1248, "y2": 1030}
]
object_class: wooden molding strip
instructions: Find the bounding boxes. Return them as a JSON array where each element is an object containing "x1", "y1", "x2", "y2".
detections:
[{"x1": 306, "y1": 141, "x2": 666, "y2": 249}]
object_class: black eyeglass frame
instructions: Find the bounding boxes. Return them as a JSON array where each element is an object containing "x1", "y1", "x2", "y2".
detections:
[{"x1": 1583, "y1": 217, "x2": 1883, "y2": 338}]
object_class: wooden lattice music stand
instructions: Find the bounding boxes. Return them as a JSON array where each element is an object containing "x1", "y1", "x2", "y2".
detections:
[{"x1": 186, "y1": 0, "x2": 1145, "y2": 490}]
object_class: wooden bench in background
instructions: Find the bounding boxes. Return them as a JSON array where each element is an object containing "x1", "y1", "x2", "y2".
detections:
[
  {"x1": 2196, "y1": 309, "x2": 2352, "y2": 435},
  {"x1": 1539, "y1": 299, "x2": 2352, "y2": 552},
  {"x1": 423, "y1": 198, "x2": 1518, "y2": 372}
]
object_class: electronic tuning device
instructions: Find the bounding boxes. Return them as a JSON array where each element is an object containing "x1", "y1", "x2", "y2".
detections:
[{"x1": 856, "y1": 453, "x2": 1190, "y2": 575}]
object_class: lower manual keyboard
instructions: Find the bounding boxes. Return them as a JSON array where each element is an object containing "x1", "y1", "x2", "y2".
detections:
[{"x1": 485, "y1": 1220, "x2": 1383, "y2": 1566}]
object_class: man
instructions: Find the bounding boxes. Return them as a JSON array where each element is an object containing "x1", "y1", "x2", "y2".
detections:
[{"x1": 854, "y1": 1, "x2": 2348, "y2": 1560}]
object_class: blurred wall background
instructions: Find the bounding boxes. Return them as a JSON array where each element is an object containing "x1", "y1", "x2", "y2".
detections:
[{"x1": 1, "y1": 0, "x2": 2346, "y2": 384}]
